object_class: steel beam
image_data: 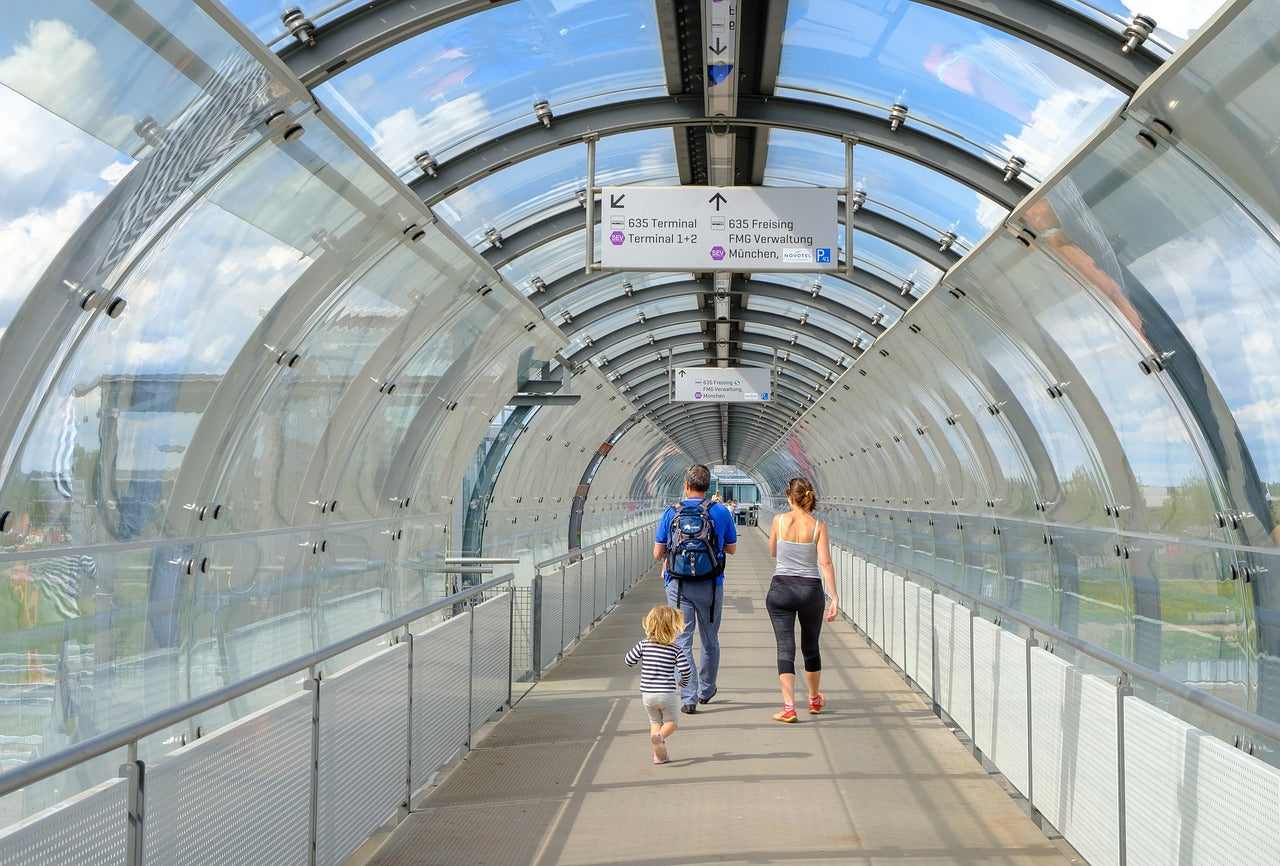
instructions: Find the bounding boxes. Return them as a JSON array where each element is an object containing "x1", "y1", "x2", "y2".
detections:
[{"x1": 410, "y1": 96, "x2": 1031, "y2": 210}]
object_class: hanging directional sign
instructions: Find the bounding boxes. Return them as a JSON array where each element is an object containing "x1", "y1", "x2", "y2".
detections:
[
  {"x1": 706, "y1": 0, "x2": 737, "y2": 86},
  {"x1": 600, "y1": 185, "x2": 838, "y2": 272},
  {"x1": 672, "y1": 367, "x2": 772, "y2": 402}
]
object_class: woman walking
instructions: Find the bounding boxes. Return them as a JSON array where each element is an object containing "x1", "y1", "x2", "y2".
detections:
[{"x1": 766, "y1": 477, "x2": 839, "y2": 722}]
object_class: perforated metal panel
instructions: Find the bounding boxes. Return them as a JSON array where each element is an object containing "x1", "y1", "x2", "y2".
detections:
[
  {"x1": 1029, "y1": 650, "x2": 1119, "y2": 866},
  {"x1": 411, "y1": 614, "x2": 470, "y2": 792},
  {"x1": 540, "y1": 568, "x2": 565, "y2": 670},
  {"x1": 868, "y1": 564, "x2": 882, "y2": 648},
  {"x1": 0, "y1": 777, "x2": 126, "y2": 866},
  {"x1": 316, "y1": 642, "x2": 409, "y2": 866},
  {"x1": 566, "y1": 560, "x2": 584, "y2": 639},
  {"x1": 854, "y1": 555, "x2": 867, "y2": 630},
  {"x1": 143, "y1": 693, "x2": 311, "y2": 865},
  {"x1": 972, "y1": 619, "x2": 1029, "y2": 796},
  {"x1": 471, "y1": 593, "x2": 512, "y2": 732},
  {"x1": 912, "y1": 585, "x2": 933, "y2": 696},
  {"x1": 606, "y1": 545, "x2": 621, "y2": 608},
  {"x1": 885, "y1": 572, "x2": 903, "y2": 668},
  {"x1": 903, "y1": 580, "x2": 919, "y2": 682},
  {"x1": 934, "y1": 595, "x2": 972, "y2": 736},
  {"x1": 1124, "y1": 697, "x2": 1280, "y2": 866},
  {"x1": 581, "y1": 554, "x2": 597, "y2": 624},
  {"x1": 838, "y1": 550, "x2": 852, "y2": 618}
]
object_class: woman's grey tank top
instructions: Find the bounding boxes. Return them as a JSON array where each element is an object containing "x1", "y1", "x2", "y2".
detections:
[{"x1": 774, "y1": 521, "x2": 821, "y2": 580}]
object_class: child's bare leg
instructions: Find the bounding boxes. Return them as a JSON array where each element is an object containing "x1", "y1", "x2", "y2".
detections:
[{"x1": 659, "y1": 720, "x2": 677, "y2": 739}]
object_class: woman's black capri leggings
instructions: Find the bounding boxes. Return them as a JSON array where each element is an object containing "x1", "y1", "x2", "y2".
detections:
[{"x1": 765, "y1": 575, "x2": 825, "y2": 675}]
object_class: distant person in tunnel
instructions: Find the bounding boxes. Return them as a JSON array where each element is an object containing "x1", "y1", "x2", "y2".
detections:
[
  {"x1": 766, "y1": 477, "x2": 839, "y2": 722},
  {"x1": 654, "y1": 464, "x2": 737, "y2": 714},
  {"x1": 624, "y1": 604, "x2": 690, "y2": 764}
]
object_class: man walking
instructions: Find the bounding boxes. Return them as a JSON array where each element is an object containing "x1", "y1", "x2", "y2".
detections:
[{"x1": 653, "y1": 464, "x2": 737, "y2": 713}]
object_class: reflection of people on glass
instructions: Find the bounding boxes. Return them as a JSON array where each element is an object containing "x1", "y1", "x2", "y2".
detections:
[
  {"x1": 1023, "y1": 196, "x2": 1146, "y2": 338},
  {"x1": 923, "y1": 40, "x2": 1043, "y2": 125},
  {"x1": 1023, "y1": 180, "x2": 1280, "y2": 689},
  {"x1": 26, "y1": 555, "x2": 98, "y2": 626}
]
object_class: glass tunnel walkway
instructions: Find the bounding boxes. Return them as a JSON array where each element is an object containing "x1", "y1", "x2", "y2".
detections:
[
  {"x1": 356, "y1": 529, "x2": 1069, "y2": 866},
  {"x1": 7, "y1": 0, "x2": 1280, "y2": 863}
]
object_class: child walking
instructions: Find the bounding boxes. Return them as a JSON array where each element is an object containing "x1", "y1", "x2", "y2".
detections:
[{"x1": 624, "y1": 604, "x2": 691, "y2": 764}]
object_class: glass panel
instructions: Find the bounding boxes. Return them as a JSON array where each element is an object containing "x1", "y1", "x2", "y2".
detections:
[
  {"x1": 0, "y1": 85, "x2": 134, "y2": 337},
  {"x1": 2, "y1": 129, "x2": 362, "y2": 549},
  {"x1": 763, "y1": 130, "x2": 1000, "y2": 247},
  {"x1": 1060, "y1": 123, "x2": 1280, "y2": 549},
  {"x1": 436, "y1": 128, "x2": 677, "y2": 244},
  {"x1": 1063, "y1": 0, "x2": 1210, "y2": 49},
  {"x1": 316, "y1": 0, "x2": 666, "y2": 173},
  {"x1": 762, "y1": 272, "x2": 894, "y2": 326},
  {"x1": 746, "y1": 296, "x2": 864, "y2": 346},
  {"x1": 851, "y1": 233, "x2": 944, "y2": 293},
  {"x1": 967, "y1": 229, "x2": 1222, "y2": 541},
  {"x1": 498, "y1": 229, "x2": 593, "y2": 289},
  {"x1": 0, "y1": 1, "x2": 284, "y2": 156},
  {"x1": 777, "y1": 0, "x2": 1126, "y2": 179}
]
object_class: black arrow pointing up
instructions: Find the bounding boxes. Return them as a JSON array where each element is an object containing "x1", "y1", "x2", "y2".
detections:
[
  {"x1": 708, "y1": 192, "x2": 728, "y2": 211},
  {"x1": 709, "y1": 38, "x2": 727, "y2": 56},
  {"x1": 678, "y1": 370, "x2": 686, "y2": 377},
  {"x1": 610, "y1": 193, "x2": 625, "y2": 208}
]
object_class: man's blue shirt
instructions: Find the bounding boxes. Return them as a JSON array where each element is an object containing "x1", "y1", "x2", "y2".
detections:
[{"x1": 656, "y1": 497, "x2": 737, "y2": 585}]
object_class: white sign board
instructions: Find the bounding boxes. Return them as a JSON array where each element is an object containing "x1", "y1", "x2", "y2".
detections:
[
  {"x1": 601, "y1": 186, "x2": 838, "y2": 272},
  {"x1": 673, "y1": 367, "x2": 772, "y2": 402}
]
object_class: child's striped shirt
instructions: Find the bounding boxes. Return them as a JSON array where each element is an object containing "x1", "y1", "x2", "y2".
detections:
[{"x1": 624, "y1": 639, "x2": 691, "y2": 693}]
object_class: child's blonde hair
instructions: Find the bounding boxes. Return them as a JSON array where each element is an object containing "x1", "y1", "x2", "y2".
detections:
[{"x1": 642, "y1": 604, "x2": 685, "y2": 645}]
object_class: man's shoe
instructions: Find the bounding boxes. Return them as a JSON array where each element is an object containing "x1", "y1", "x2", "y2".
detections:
[
  {"x1": 698, "y1": 688, "x2": 717, "y2": 705},
  {"x1": 680, "y1": 703, "x2": 697, "y2": 714}
]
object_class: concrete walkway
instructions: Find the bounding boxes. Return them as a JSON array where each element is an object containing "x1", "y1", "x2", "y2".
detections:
[{"x1": 361, "y1": 529, "x2": 1074, "y2": 865}]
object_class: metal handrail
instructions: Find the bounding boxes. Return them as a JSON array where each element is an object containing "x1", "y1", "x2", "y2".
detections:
[
  {"x1": 535, "y1": 525, "x2": 647, "y2": 570},
  {"x1": 0, "y1": 574, "x2": 514, "y2": 799},
  {"x1": 843, "y1": 543, "x2": 1280, "y2": 746}
]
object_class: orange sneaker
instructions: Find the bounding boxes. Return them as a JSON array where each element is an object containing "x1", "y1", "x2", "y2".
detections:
[
  {"x1": 773, "y1": 706, "x2": 797, "y2": 723},
  {"x1": 808, "y1": 694, "x2": 826, "y2": 715}
]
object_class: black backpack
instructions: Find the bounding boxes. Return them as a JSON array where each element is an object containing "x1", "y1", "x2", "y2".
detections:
[{"x1": 666, "y1": 500, "x2": 725, "y2": 619}]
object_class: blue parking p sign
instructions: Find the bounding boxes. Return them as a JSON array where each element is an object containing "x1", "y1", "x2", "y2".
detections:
[{"x1": 816, "y1": 248, "x2": 831, "y2": 263}]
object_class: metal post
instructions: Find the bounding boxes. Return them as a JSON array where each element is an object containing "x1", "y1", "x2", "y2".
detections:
[
  {"x1": 532, "y1": 572, "x2": 543, "y2": 677},
  {"x1": 305, "y1": 668, "x2": 321, "y2": 866},
  {"x1": 559, "y1": 563, "x2": 568, "y2": 661},
  {"x1": 584, "y1": 133, "x2": 598, "y2": 273},
  {"x1": 969, "y1": 605, "x2": 979, "y2": 761},
  {"x1": 121, "y1": 742, "x2": 144, "y2": 866},
  {"x1": 931, "y1": 585, "x2": 941, "y2": 718},
  {"x1": 506, "y1": 586, "x2": 515, "y2": 708},
  {"x1": 402, "y1": 629, "x2": 414, "y2": 819},
  {"x1": 1025, "y1": 631, "x2": 1039, "y2": 825},
  {"x1": 466, "y1": 600, "x2": 476, "y2": 749},
  {"x1": 1116, "y1": 672, "x2": 1133, "y2": 866},
  {"x1": 902, "y1": 574, "x2": 909, "y2": 679},
  {"x1": 844, "y1": 135, "x2": 855, "y2": 278}
]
